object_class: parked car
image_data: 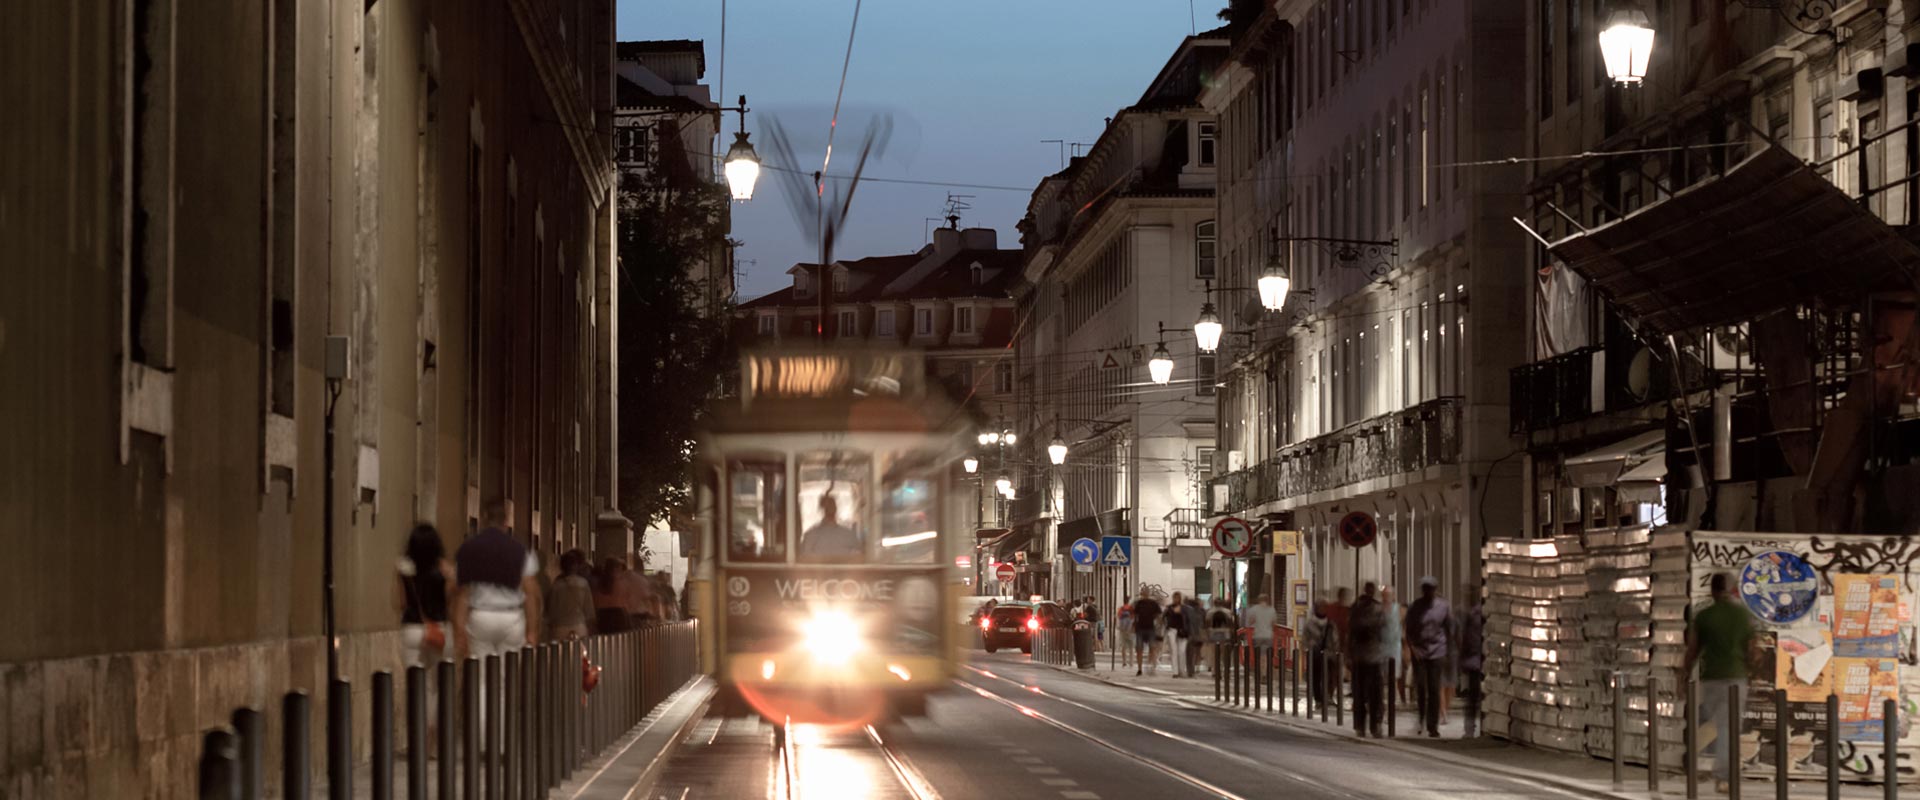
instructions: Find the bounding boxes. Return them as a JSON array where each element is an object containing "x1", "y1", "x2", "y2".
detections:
[{"x1": 979, "y1": 601, "x2": 1072, "y2": 654}]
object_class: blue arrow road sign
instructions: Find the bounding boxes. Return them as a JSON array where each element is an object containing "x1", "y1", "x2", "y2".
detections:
[
  {"x1": 1070, "y1": 538, "x2": 1099, "y2": 566},
  {"x1": 1099, "y1": 536, "x2": 1132, "y2": 566}
]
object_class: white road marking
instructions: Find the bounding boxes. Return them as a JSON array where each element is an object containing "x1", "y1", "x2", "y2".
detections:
[
  {"x1": 1041, "y1": 778, "x2": 1078, "y2": 786},
  {"x1": 1060, "y1": 792, "x2": 1100, "y2": 799},
  {"x1": 1013, "y1": 756, "x2": 1043, "y2": 764},
  {"x1": 1026, "y1": 765, "x2": 1062, "y2": 775}
]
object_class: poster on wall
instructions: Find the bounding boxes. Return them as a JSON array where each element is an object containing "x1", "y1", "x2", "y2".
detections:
[
  {"x1": 1740, "y1": 550, "x2": 1820, "y2": 625},
  {"x1": 1776, "y1": 628, "x2": 1834, "y2": 702},
  {"x1": 1832, "y1": 574, "x2": 1902, "y2": 658},
  {"x1": 1833, "y1": 657, "x2": 1901, "y2": 740}
]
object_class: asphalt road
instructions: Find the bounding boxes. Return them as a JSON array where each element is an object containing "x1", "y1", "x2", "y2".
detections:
[{"x1": 645, "y1": 651, "x2": 1605, "y2": 800}]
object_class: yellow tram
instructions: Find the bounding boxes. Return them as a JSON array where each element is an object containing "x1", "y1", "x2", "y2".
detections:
[{"x1": 688, "y1": 348, "x2": 972, "y2": 726}]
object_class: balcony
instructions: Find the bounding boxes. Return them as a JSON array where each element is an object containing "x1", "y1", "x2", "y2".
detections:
[
  {"x1": 1508, "y1": 338, "x2": 1707, "y2": 435},
  {"x1": 1208, "y1": 397, "x2": 1463, "y2": 515}
]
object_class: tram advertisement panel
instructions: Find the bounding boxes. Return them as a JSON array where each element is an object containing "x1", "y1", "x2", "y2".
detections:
[{"x1": 724, "y1": 568, "x2": 945, "y2": 656}]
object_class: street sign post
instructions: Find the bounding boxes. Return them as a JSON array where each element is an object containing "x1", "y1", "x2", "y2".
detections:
[
  {"x1": 1211, "y1": 517, "x2": 1256, "y2": 558},
  {"x1": 1098, "y1": 536, "x2": 1132, "y2": 567},
  {"x1": 1070, "y1": 537, "x2": 1099, "y2": 566},
  {"x1": 1338, "y1": 511, "x2": 1377, "y2": 590},
  {"x1": 994, "y1": 563, "x2": 1016, "y2": 583}
]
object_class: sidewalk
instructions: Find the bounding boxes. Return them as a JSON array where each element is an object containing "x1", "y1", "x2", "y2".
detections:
[{"x1": 1048, "y1": 654, "x2": 1886, "y2": 800}]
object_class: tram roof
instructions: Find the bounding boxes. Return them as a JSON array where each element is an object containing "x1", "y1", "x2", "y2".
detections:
[{"x1": 705, "y1": 347, "x2": 972, "y2": 436}]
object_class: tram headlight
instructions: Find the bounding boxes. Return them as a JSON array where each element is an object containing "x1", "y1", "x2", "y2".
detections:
[{"x1": 802, "y1": 610, "x2": 864, "y2": 665}]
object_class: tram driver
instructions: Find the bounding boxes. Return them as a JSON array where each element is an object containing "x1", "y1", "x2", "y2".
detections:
[{"x1": 800, "y1": 495, "x2": 862, "y2": 560}]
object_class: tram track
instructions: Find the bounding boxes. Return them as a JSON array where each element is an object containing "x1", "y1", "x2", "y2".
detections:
[{"x1": 768, "y1": 718, "x2": 941, "y2": 800}]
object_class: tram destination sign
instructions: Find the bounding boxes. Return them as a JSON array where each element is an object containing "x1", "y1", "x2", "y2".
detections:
[{"x1": 742, "y1": 349, "x2": 921, "y2": 401}]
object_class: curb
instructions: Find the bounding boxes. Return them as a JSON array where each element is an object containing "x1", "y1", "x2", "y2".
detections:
[
  {"x1": 1040, "y1": 662, "x2": 1647, "y2": 800},
  {"x1": 623, "y1": 677, "x2": 717, "y2": 800},
  {"x1": 563, "y1": 676, "x2": 717, "y2": 800}
]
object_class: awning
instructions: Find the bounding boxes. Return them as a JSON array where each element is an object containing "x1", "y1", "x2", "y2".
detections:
[
  {"x1": 1546, "y1": 146, "x2": 1920, "y2": 335},
  {"x1": 1166, "y1": 540, "x2": 1213, "y2": 569},
  {"x1": 1565, "y1": 430, "x2": 1665, "y2": 487},
  {"x1": 979, "y1": 528, "x2": 1032, "y2": 560}
]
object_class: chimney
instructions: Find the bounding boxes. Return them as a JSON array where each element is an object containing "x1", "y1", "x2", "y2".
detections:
[
  {"x1": 932, "y1": 226, "x2": 961, "y2": 256},
  {"x1": 960, "y1": 227, "x2": 997, "y2": 250}
]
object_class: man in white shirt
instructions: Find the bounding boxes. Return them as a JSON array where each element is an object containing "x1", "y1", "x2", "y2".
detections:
[
  {"x1": 452, "y1": 499, "x2": 543, "y2": 659},
  {"x1": 1243, "y1": 593, "x2": 1278, "y2": 647}
]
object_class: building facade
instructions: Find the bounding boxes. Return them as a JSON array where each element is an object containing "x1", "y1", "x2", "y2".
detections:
[
  {"x1": 1203, "y1": 0, "x2": 1529, "y2": 619},
  {"x1": 1013, "y1": 31, "x2": 1227, "y2": 604},
  {"x1": 0, "y1": 0, "x2": 617, "y2": 792},
  {"x1": 615, "y1": 39, "x2": 736, "y2": 311}
]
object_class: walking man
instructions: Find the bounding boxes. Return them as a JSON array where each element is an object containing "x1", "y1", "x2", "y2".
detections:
[
  {"x1": 1130, "y1": 589, "x2": 1164, "y2": 676},
  {"x1": 1405, "y1": 576, "x2": 1453, "y2": 737},
  {"x1": 1166, "y1": 591, "x2": 1192, "y2": 677},
  {"x1": 1346, "y1": 582, "x2": 1387, "y2": 736},
  {"x1": 1302, "y1": 594, "x2": 1332, "y2": 707},
  {"x1": 1244, "y1": 592, "x2": 1278, "y2": 682},
  {"x1": 452, "y1": 499, "x2": 543, "y2": 659},
  {"x1": 1684, "y1": 573, "x2": 1756, "y2": 794},
  {"x1": 1457, "y1": 585, "x2": 1487, "y2": 738}
]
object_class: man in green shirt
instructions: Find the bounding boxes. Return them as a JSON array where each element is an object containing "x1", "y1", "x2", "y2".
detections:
[{"x1": 1684, "y1": 572, "x2": 1757, "y2": 793}]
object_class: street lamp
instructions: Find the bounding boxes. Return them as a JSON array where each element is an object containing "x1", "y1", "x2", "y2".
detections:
[
  {"x1": 1193, "y1": 301, "x2": 1223, "y2": 354},
  {"x1": 1257, "y1": 253, "x2": 1292, "y2": 312},
  {"x1": 1003, "y1": 432, "x2": 1018, "y2": 445},
  {"x1": 1048, "y1": 436, "x2": 1068, "y2": 466},
  {"x1": 722, "y1": 95, "x2": 761, "y2": 200},
  {"x1": 962, "y1": 456, "x2": 979, "y2": 474},
  {"x1": 1149, "y1": 343, "x2": 1174, "y2": 385},
  {"x1": 979, "y1": 431, "x2": 1000, "y2": 446},
  {"x1": 995, "y1": 474, "x2": 1012, "y2": 495},
  {"x1": 1599, "y1": 2, "x2": 1654, "y2": 86}
]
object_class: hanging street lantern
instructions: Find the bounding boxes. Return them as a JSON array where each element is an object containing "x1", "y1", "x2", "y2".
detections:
[
  {"x1": 1048, "y1": 436, "x2": 1068, "y2": 466},
  {"x1": 1193, "y1": 301, "x2": 1223, "y2": 354},
  {"x1": 1599, "y1": 2, "x2": 1655, "y2": 86},
  {"x1": 1149, "y1": 342, "x2": 1174, "y2": 385},
  {"x1": 722, "y1": 96, "x2": 761, "y2": 201},
  {"x1": 962, "y1": 456, "x2": 979, "y2": 474},
  {"x1": 1257, "y1": 254, "x2": 1292, "y2": 311}
]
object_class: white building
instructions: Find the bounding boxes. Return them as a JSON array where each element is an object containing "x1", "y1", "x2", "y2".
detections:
[
  {"x1": 1201, "y1": 1, "x2": 1529, "y2": 618},
  {"x1": 615, "y1": 39, "x2": 734, "y2": 309},
  {"x1": 1013, "y1": 30, "x2": 1228, "y2": 604}
]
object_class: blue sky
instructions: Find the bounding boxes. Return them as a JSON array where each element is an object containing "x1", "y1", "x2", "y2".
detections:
[{"x1": 617, "y1": 0, "x2": 1223, "y2": 301}]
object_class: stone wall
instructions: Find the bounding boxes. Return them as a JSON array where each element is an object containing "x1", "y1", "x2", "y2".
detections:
[{"x1": 2, "y1": 631, "x2": 407, "y2": 798}]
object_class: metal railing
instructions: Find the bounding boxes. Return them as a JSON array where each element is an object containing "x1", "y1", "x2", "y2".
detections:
[
  {"x1": 1209, "y1": 396, "x2": 1462, "y2": 514},
  {"x1": 197, "y1": 621, "x2": 699, "y2": 799}
]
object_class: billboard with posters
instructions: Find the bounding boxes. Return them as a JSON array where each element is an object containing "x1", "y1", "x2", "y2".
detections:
[{"x1": 1690, "y1": 532, "x2": 1920, "y2": 781}]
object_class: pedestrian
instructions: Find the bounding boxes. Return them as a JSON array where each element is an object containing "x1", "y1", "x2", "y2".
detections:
[
  {"x1": 1346, "y1": 582, "x2": 1387, "y2": 737},
  {"x1": 546, "y1": 549, "x2": 595, "y2": 640},
  {"x1": 1206, "y1": 597, "x2": 1236, "y2": 673},
  {"x1": 1380, "y1": 585, "x2": 1405, "y2": 703},
  {"x1": 1327, "y1": 586, "x2": 1353, "y2": 647},
  {"x1": 1684, "y1": 572, "x2": 1757, "y2": 794},
  {"x1": 1082, "y1": 596, "x2": 1102, "y2": 646},
  {"x1": 1302, "y1": 594, "x2": 1333, "y2": 708},
  {"x1": 1457, "y1": 584, "x2": 1487, "y2": 738},
  {"x1": 1405, "y1": 576, "x2": 1454, "y2": 737},
  {"x1": 451, "y1": 499, "x2": 543, "y2": 660},
  {"x1": 1117, "y1": 601, "x2": 1135, "y2": 667},
  {"x1": 1243, "y1": 592, "x2": 1277, "y2": 677},
  {"x1": 1130, "y1": 589, "x2": 1164, "y2": 676},
  {"x1": 1166, "y1": 592, "x2": 1191, "y2": 676},
  {"x1": 393, "y1": 523, "x2": 452, "y2": 667},
  {"x1": 592, "y1": 557, "x2": 634, "y2": 633},
  {"x1": 1182, "y1": 597, "x2": 1205, "y2": 677},
  {"x1": 622, "y1": 552, "x2": 662, "y2": 624}
]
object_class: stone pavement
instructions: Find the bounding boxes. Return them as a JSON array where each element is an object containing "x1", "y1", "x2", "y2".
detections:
[{"x1": 1047, "y1": 653, "x2": 1890, "y2": 800}]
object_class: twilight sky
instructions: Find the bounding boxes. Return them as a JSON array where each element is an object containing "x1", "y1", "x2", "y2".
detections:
[{"x1": 617, "y1": 0, "x2": 1224, "y2": 301}]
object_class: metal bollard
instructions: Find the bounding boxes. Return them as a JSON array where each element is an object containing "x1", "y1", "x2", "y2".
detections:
[
  {"x1": 1387, "y1": 659, "x2": 1397, "y2": 738},
  {"x1": 329, "y1": 679, "x2": 352, "y2": 800},
  {"x1": 1685, "y1": 678, "x2": 1699, "y2": 800},
  {"x1": 407, "y1": 667, "x2": 427, "y2": 800},
  {"x1": 1775, "y1": 688, "x2": 1788, "y2": 800},
  {"x1": 1213, "y1": 642, "x2": 1222, "y2": 701},
  {"x1": 1320, "y1": 650, "x2": 1330, "y2": 723},
  {"x1": 200, "y1": 728, "x2": 241, "y2": 800},
  {"x1": 1613, "y1": 672, "x2": 1626, "y2": 788},
  {"x1": 485, "y1": 654, "x2": 501, "y2": 800},
  {"x1": 438, "y1": 660, "x2": 456, "y2": 800},
  {"x1": 373, "y1": 671, "x2": 394, "y2": 800},
  {"x1": 231, "y1": 708, "x2": 262, "y2": 800},
  {"x1": 1885, "y1": 697, "x2": 1898, "y2": 800},
  {"x1": 462, "y1": 659, "x2": 479, "y2": 800},
  {"x1": 283, "y1": 692, "x2": 312, "y2": 800},
  {"x1": 504, "y1": 651, "x2": 519, "y2": 800},
  {"x1": 1649, "y1": 677, "x2": 1661, "y2": 792},
  {"x1": 520, "y1": 647, "x2": 534, "y2": 800},
  {"x1": 1335, "y1": 656, "x2": 1344, "y2": 727},
  {"x1": 1729, "y1": 686, "x2": 1743, "y2": 800},
  {"x1": 1828, "y1": 693, "x2": 1841, "y2": 800}
]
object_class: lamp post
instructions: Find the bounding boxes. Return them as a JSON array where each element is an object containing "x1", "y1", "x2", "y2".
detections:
[{"x1": 720, "y1": 95, "x2": 761, "y2": 201}]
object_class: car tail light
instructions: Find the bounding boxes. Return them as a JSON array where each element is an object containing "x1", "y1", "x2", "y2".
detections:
[
  {"x1": 1025, "y1": 617, "x2": 1040, "y2": 632},
  {"x1": 980, "y1": 617, "x2": 992, "y2": 630}
]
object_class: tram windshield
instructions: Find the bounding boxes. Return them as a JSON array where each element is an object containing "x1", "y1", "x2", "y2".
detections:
[
  {"x1": 724, "y1": 449, "x2": 944, "y2": 565},
  {"x1": 727, "y1": 459, "x2": 787, "y2": 563},
  {"x1": 797, "y1": 453, "x2": 870, "y2": 562}
]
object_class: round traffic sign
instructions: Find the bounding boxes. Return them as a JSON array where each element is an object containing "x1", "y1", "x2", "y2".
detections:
[
  {"x1": 1070, "y1": 538, "x2": 1099, "y2": 566},
  {"x1": 994, "y1": 563, "x2": 1016, "y2": 583},
  {"x1": 1211, "y1": 517, "x2": 1256, "y2": 557},
  {"x1": 1338, "y1": 511, "x2": 1377, "y2": 548}
]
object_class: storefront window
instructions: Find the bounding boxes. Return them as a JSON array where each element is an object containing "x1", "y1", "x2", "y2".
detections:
[{"x1": 728, "y1": 459, "x2": 787, "y2": 563}]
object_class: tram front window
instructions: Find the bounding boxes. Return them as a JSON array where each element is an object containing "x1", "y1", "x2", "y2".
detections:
[
  {"x1": 727, "y1": 460, "x2": 787, "y2": 563},
  {"x1": 878, "y1": 457, "x2": 938, "y2": 565},
  {"x1": 798, "y1": 453, "x2": 870, "y2": 563}
]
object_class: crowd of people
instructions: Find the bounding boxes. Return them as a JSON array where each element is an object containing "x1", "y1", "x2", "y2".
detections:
[{"x1": 393, "y1": 498, "x2": 684, "y2": 669}]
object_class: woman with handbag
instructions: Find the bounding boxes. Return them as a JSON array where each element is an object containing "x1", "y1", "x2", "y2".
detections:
[{"x1": 394, "y1": 523, "x2": 454, "y2": 667}]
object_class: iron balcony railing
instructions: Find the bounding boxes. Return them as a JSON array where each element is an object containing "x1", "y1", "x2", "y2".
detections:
[{"x1": 1208, "y1": 396, "x2": 1462, "y2": 515}]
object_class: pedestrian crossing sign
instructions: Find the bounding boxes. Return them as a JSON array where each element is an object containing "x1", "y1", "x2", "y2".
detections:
[{"x1": 1098, "y1": 535, "x2": 1132, "y2": 566}]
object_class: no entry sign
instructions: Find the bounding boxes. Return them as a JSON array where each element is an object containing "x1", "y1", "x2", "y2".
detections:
[
  {"x1": 994, "y1": 563, "x2": 1016, "y2": 583},
  {"x1": 1338, "y1": 511, "x2": 1377, "y2": 549},
  {"x1": 1211, "y1": 517, "x2": 1256, "y2": 558}
]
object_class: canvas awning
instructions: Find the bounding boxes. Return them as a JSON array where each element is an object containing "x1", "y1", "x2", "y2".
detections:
[
  {"x1": 980, "y1": 528, "x2": 1032, "y2": 560},
  {"x1": 1546, "y1": 146, "x2": 1920, "y2": 335},
  {"x1": 1565, "y1": 430, "x2": 1665, "y2": 487}
]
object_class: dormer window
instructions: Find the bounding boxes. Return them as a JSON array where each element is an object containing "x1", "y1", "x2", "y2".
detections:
[
  {"x1": 970, "y1": 262, "x2": 984, "y2": 286},
  {"x1": 833, "y1": 269, "x2": 848, "y2": 294},
  {"x1": 795, "y1": 273, "x2": 812, "y2": 298},
  {"x1": 956, "y1": 306, "x2": 975, "y2": 334}
]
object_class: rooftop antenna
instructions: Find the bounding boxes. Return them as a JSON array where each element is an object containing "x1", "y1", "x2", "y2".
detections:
[
  {"x1": 943, "y1": 193, "x2": 974, "y2": 229},
  {"x1": 1041, "y1": 139, "x2": 1065, "y2": 170},
  {"x1": 1070, "y1": 142, "x2": 1093, "y2": 158}
]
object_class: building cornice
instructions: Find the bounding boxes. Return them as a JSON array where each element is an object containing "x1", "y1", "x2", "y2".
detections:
[{"x1": 509, "y1": 0, "x2": 613, "y2": 199}]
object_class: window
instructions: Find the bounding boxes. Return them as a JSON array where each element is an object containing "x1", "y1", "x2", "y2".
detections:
[
  {"x1": 759, "y1": 314, "x2": 776, "y2": 335},
  {"x1": 727, "y1": 459, "x2": 787, "y2": 563},
  {"x1": 1198, "y1": 354, "x2": 1218, "y2": 396},
  {"x1": 1539, "y1": 0, "x2": 1554, "y2": 117},
  {"x1": 795, "y1": 272, "x2": 812, "y2": 298},
  {"x1": 956, "y1": 306, "x2": 974, "y2": 334},
  {"x1": 838, "y1": 310, "x2": 857, "y2": 336},
  {"x1": 1420, "y1": 87, "x2": 1431, "y2": 208},
  {"x1": 1864, "y1": 110, "x2": 1886, "y2": 216},
  {"x1": 615, "y1": 124, "x2": 649, "y2": 163},
  {"x1": 1815, "y1": 100, "x2": 1836, "y2": 162},
  {"x1": 916, "y1": 308, "x2": 933, "y2": 335},
  {"x1": 833, "y1": 269, "x2": 847, "y2": 294},
  {"x1": 1195, "y1": 220, "x2": 1217, "y2": 279},
  {"x1": 995, "y1": 362, "x2": 1014, "y2": 394},
  {"x1": 878, "y1": 456, "x2": 939, "y2": 565},
  {"x1": 971, "y1": 263, "x2": 983, "y2": 286},
  {"x1": 1566, "y1": 0, "x2": 1582, "y2": 103},
  {"x1": 1198, "y1": 122, "x2": 1217, "y2": 166},
  {"x1": 797, "y1": 452, "x2": 871, "y2": 563},
  {"x1": 876, "y1": 309, "x2": 896, "y2": 336}
]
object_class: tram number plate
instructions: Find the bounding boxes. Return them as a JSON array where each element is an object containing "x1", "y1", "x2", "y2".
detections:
[{"x1": 999, "y1": 627, "x2": 1019, "y2": 633}]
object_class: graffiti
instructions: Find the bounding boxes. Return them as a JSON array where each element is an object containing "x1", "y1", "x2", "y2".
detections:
[
  {"x1": 1836, "y1": 740, "x2": 1918, "y2": 777},
  {"x1": 1810, "y1": 536, "x2": 1920, "y2": 586},
  {"x1": 1691, "y1": 539, "x2": 1803, "y2": 570}
]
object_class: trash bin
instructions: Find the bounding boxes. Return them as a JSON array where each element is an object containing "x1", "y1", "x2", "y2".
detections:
[{"x1": 1072, "y1": 621, "x2": 1097, "y2": 669}]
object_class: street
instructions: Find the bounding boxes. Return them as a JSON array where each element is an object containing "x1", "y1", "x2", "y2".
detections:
[{"x1": 645, "y1": 652, "x2": 1596, "y2": 800}]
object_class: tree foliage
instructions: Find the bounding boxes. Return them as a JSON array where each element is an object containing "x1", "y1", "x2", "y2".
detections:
[{"x1": 615, "y1": 175, "x2": 735, "y2": 529}]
